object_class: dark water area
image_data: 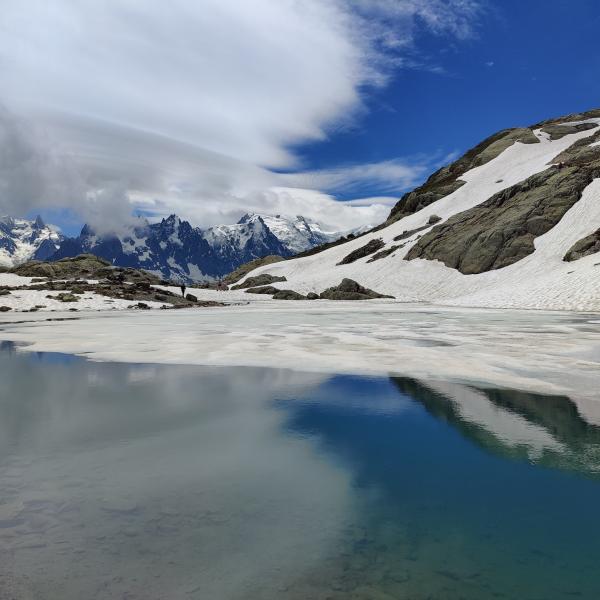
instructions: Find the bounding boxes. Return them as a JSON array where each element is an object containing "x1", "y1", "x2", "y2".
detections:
[{"x1": 1, "y1": 342, "x2": 600, "y2": 599}]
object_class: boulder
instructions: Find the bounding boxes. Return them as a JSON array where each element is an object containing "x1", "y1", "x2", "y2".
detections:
[
  {"x1": 245, "y1": 286, "x2": 279, "y2": 295},
  {"x1": 564, "y1": 228, "x2": 600, "y2": 261},
  {"x1": 130, "y1": 302, "x2": 151, "y2": 310},
  {"x1": 46, "y1": 292, "x2": 79, "y2": 302},
  {"x1": 0, "y1": 306, "x2": 11, "y2": 312},
  {"x1": 0, "y1": 289, "x2": 11, "y2": 296},
  {"x1": 272, "y1": 290, "x2": 306, "y2": 300},
  {"x1": 319, "y1": 279, "x2": 394, "y2": 300},
  {"x1": 223, "y1": 255, "x2": 285, "y2": 286},
  {"x1": 232, "y1": 273, "x2": 287, "y2": 289},
  {"x1": 428, "y1": 214, "x2": 442, "y2": 224},
  {"x1": 337, "y1": 238, "x2": 385, "y2": 265},
  {"x1": 306, "y1": 292, "x2": 319, "y2": 300},
  {"x1": 185, "y1": 293, "x2": 198, "y2": 302}
]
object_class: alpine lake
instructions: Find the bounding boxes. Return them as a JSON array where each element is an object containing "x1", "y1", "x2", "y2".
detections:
[{"x1": 1, "y1": 341, "x2": 600, "y2": 599}]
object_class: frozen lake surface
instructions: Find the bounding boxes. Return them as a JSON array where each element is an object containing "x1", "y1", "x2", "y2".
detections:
[
  {"x1": 1, "y1": 343, "x2": 600, "y2": 599},
  {"x1": 1, "y1": 303, "x2": 599, "y2": 413}
]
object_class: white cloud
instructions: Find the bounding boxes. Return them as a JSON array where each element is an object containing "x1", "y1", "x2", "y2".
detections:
[
  {"x1": 279, "y1": 159, "x2": 429, "y2": 195},
  {"x1": 0, "y1": 0, "x2": 482, "y2": 232}
]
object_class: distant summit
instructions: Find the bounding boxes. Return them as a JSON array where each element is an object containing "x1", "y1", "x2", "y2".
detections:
[
  {"x1": 0, "y1": 216, "x2": 63, "y2": 267},
  {"x1": 38, "y1": 212, "x2": 350, "y2": 282}
]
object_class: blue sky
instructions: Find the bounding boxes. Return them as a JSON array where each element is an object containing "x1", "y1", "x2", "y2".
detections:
[
  {"x1": 1, "y1": 0, "x2": 599, "y2": 235},
  {"x1": 300, "y1": 0, "x2": 600, "y2": 200}
]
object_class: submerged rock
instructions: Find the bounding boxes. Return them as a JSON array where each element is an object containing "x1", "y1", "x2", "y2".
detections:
[{"x1": 320, "y1": 279, "x2": 394, "y2": 300}]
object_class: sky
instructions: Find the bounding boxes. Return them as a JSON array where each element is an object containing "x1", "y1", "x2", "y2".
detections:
[{"x1": 1, "y1": 0, "x2": 599, "y2": 237}]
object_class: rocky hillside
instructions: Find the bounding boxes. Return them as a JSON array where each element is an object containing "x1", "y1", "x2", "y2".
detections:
[
  {"x1": 0, "y1": 254, "x2": 223, "y2": 312},
  {"x1": 233, "y1": 108, "x2": 600, "y2": 311},
  {"x1": 0, "y1": 216, "x2": 63, "y2": 267},
  {"x1": 46, "y1": 213, "x2": 346, "y2": 283}
]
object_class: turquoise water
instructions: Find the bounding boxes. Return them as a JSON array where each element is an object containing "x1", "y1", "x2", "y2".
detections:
[{"x1": 1, "y1": 343, "x2": 599, "y2": 599}]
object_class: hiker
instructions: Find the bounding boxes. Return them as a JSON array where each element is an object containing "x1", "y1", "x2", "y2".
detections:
[{"x1": 180, "y1": 283, "x2": 186, "y2": 297}]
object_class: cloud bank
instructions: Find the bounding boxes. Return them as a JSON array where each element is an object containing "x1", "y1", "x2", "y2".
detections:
[{"x1": 0, "y1": 0, "x2": 481, "y2": 232}]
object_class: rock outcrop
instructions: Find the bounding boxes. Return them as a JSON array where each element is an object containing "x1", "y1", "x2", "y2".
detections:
[
  {"x1": 222, "y1": 255, "x2": 284, "y2": 285},
  {"x1": 541, "y1": 122, "x2": 598, "y2": 140},
  {"x1": 10, "y1": 255, "x2": 223, "y2": 309},
  {"x1": 245, "y1": 286, "x2": 280, "y2": 295},
  {"x1": 564, "y1": 229, "x2": 600, "y2": 262},
  {"x1": 231, "y1": 273, "x2": 287, "y2": 289},
  {"x1": 406, "y1": 139, "x2": 600, "y2": 274},
  {"x1": 272, "y1": 290, "x2": 306, "y2": 300},
  {"x1": 337, "y1": 238, "x2": 385, "y2": 265},
  {"x1": 319, "y1": 279, "x2": 394, "y2": 300},
  {"x1": 386, "y1": 128, "x2": 540, "y2": 224}
]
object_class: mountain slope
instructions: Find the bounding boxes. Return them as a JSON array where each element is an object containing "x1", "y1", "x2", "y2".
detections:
[
  {"x1": 0, "y1": 216, "x2": 63, "y2": 267},
  {"x1": 235, "y1": 109, "x2": 600, "y2": 311}
]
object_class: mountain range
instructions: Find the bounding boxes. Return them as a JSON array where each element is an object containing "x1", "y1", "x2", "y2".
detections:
[{"x1": 0, "y1": 212, "x2": 347, "y2": 281}]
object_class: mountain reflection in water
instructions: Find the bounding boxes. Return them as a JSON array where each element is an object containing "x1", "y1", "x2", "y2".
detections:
[{"x1": 1, "y1": 342, "x2": 600, "y2": 600}]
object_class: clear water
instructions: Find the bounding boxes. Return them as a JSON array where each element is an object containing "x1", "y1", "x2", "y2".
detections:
[{"x1": 1, "y1": 342, "x2": 600, "y2": 599}]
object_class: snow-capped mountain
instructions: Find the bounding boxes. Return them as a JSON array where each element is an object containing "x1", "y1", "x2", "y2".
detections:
[
  {"x1": 0, "y1": 216, "x2": 63, "y2": 267},
  {"x1": 203, "y1": 214, "x2": 292, "y2": 270},
  {"x1": 257, "y1": 214, "x2": 341, "y2": 254},
  {"x1": 235, "y1": 108, "x2": 600, "y2": 311},
  {"x1": 46, "y1": 212, "x2": 347, "y2": 282}
]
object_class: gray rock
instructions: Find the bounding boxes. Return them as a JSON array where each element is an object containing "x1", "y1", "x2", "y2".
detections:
[
  {"x1": 185, "y1": 293, "x2": 198, "y2": 302},
  {"x1": 223, "y1": 255, "x2": 285, "y2": 285},
  {"x1": 245, "y1": 286, "x2": 279, "y2": 295},
  {"x1": 0, "y1": 306, "x2": 11, "y2": 312},
  {"x1": 272, "y1": 289, "x2": 306, "y2": 300},
  {"x1": 231, "y1": 273, "x2": 287, "y2": 289},
  {"x1": 337, "y1": 238, "x2": 385, "y2": 265},
  {"x1": 406, "y1": 155, "x2": 600, "y2": 274},
  {"x1": 367, "y1": 245, "x2": 401, "y2": 263},
  {"x1": 47, "y1": 292, "x2": 79, "y2": 302},
  {"x1": 320, "y1": 279, "x2": 394, "y2": 300},
  {"x1": 0, "y1": 289, "x2": 11, "y2": 296},
  {"x1": 387, "y1": 127, "x2": 540, "y2": 223},
  {"x1": 564, "y1": 228, "x2": 600, "y2": 261},
  {"x1": 306, "y1": 292, "x2": 319, "y2": 300},
  {"x1": 393, "y1": 224, "x2": 431, "y2": 242},
  {"x1": 428, "y1": 214, "x2": 442, "y2": 224},
  {"x1": 541, "y1": 122, "x2": 598, "y2": 140}
]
